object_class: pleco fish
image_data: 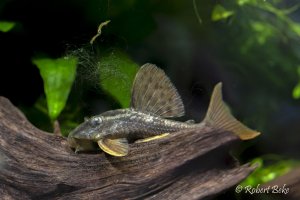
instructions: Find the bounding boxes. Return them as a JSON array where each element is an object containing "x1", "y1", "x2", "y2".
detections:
[{"x1": 68, "y1": 63, "x2": 260, "y2": 156}]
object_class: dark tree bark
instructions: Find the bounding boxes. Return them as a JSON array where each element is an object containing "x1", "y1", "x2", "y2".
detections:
[{"x1": 0, "y1": 96, "x2": 256, "y2": 200}]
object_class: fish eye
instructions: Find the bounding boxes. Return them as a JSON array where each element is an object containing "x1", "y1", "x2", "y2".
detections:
[{"x1": 90, "y1": 117, "x2": 102, "y2": 127}]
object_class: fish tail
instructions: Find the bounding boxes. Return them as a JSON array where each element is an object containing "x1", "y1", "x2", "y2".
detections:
[{"x1": 203, "y1": 82, "x2": 260, "y2": 140}]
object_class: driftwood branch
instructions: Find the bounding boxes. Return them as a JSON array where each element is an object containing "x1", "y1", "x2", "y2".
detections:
[{"x1": 0, "y1": 96, "x2": 255, "y2": 199}]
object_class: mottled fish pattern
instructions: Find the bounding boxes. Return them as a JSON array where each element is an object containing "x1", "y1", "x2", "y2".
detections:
[{"x1": 68, "y1": 63, "x2": 260, "y2": 156}]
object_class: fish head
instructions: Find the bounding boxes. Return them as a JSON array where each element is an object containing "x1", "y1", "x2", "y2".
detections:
[{"x1": 68, "y1": 116, "x2": 104, "y2": 141}]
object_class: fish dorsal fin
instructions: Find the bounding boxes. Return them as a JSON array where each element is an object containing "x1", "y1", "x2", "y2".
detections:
[
  {"x1": 130, "y1": 63, "x2": 185, "y2": 118},
  {"x1": 98, "y1": 138, "x2": 129, "y2": 157},
  {"x1": 204, "y1": 82, "x2": 261, "y2": 140}
]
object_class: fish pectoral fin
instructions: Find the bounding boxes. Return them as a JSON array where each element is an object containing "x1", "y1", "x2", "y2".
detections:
[
  {"x1": 203, "y1": 82, "x2": 261, "y2": 140},
  {"x1": 130, "y1": 63, "x2": 185, "y2": 118},
  {"x1": 135, "y1": 133, "x2": 170, "y2": 143},
  {"x1": 98, "y1": 138, "x2": 129, "y2": 157}
]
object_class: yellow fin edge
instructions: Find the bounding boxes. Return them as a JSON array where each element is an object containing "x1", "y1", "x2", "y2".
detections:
[
  {"x1": 135, "y1": 133, "x2": 170, "y2": 143},
  {"x1": 98, "y1": 138, "x2": 129, "y2": 157}
]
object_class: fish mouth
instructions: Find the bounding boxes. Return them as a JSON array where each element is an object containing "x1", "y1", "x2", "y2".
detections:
[
  {"x1": 67, "y1": 136, "x2": 100, "y2": 153},
  {"x1": 67, "y1": 128, "x2": 99, "y2": 150}
]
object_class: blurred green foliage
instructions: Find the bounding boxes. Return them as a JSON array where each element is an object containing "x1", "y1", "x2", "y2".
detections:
[
  {"x1": 98, "y1": 51, "x2": 139, "y2": 108},
  {"x1": 211, "y1": 4, "x2": 235, "y2": 21},
  {"x1": 241, "y1": 156, "x2": 299, "y2": 186},
  {"x1": 33, "y1": 57, "x2": 77, "y2": 120},
  {"x1": 293, "y1": 66, "x2": 300, "y2": 99},
  {"x1": 0, "y1": 21, "x2": 15, "y2": 32},
  {"x1": 293, "y1": 82, "x2": 300, "y2": 99},
  {"x1": 212, "y1": 0, "x2": 300, "y2": 87},
  {"x1": 207, "y1": 0, "x2": 300, "y2": 132}
]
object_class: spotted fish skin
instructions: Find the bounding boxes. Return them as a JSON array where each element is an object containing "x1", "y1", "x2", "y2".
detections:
[{"x1": 68, "y1": 63, "x2": 260, "y2": 157}]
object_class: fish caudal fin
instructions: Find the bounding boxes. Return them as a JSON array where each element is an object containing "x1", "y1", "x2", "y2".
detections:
[{"x1": 204, "y1": 82, "x2": 260, "y2": 140}]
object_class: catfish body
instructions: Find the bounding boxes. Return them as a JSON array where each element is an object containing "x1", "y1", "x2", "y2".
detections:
[
  {"x1": 68, "y1": 108, "x2": 201, "y2": 154},
  {"x1": 68, "y1": 64, "x2": 260, "y2": 156},
  {"x1": 70, "y1": 108, "x2": 196, "y2": 141}
]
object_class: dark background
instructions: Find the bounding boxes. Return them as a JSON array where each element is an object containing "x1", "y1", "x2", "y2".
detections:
[{"x1": 1, "y1": 0, "x2": 300, "y2": 199}]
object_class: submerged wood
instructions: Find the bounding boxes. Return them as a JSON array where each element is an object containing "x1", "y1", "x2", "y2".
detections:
[{"x1": 0, "y1": 97, "x2": 255, "y2": 199}]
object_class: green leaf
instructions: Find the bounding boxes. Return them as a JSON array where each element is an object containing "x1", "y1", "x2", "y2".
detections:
[
  {"x1": 250, "y1": 21, "x2": 275, "y2": 44},
  {"x1": 289, "y1": 21, "x2": 300, "y2": 37},
  {"x1": 0, "y1": 21, "x2": 16, "y2": 32},
  {"x1": 98, "y1": 51, "x2": 139, "y2": 108},
  {"x1": 33, "y1": 57, "x2": 78, "y2": 120},
  {"x1": 211, "y1": 4, "x2": 234, "y2": 21}
]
